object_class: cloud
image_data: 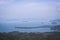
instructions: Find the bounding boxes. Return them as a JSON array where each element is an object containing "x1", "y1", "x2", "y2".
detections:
[
  {"x1": 0, "y1": 0, "x2": 15, "y2": 5},
  {"x1": 56, "y1": 2, "x2": 60, "y2": 18},
  {"x1": 0, "y1": 0, "x2": 59, "y2": 22},
  {"x1": 56, "y1": 2, "x2": 60, "y2": 11}
]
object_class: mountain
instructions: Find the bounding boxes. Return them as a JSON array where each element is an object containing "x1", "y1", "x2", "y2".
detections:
[
  {"x1": 50, "y1": 19, "x2": 60, "y2": 24},
  {"x1": 50, "y1": 25, "x2": 60, "y2": 32}
]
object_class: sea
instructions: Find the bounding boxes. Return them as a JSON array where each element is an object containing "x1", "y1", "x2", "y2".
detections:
[{"x1": 0, "y1": 22, "x2": 55, "y2": 32}]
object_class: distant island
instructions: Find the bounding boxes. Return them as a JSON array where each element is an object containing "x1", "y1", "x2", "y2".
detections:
[{"x1": 15, "y1": 25, "x2": 51, "y2": 29}]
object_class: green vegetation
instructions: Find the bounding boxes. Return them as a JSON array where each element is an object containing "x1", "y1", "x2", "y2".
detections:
[{"x1": 0, "y1": 31, "x2": 60, "y2": 40}]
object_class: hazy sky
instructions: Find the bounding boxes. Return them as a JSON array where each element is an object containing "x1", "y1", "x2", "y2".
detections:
[{"x1": 0, "y1": 0, "x2": 60, "y2": 22}]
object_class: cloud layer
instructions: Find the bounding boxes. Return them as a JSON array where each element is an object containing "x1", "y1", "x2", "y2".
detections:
[{"x1": 0, "y1": 0, "x2": 60, "y2": 22}]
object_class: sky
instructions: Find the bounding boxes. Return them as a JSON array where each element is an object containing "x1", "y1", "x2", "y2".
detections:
[
  {"x1": 0, "y1": 0, "x2": 60, "y2": 23},
  {"x1": 0, "y1": 0, "x2": 60, "y2": 32}
]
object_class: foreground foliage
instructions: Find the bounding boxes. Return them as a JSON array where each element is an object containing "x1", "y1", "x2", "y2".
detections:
[{"x1": 0, "y1": 31, "x2": 60, "y2": 40}]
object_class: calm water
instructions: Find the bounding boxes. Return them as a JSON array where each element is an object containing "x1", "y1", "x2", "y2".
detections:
[{"x1": 0, "y1": 22, "x2": 53, "y2": 32}]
